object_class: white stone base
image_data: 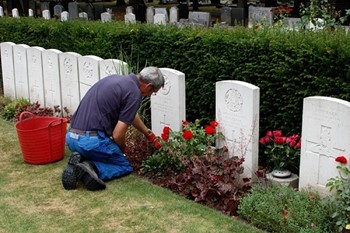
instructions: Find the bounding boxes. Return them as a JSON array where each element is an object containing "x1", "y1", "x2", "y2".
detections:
[{"x1": 266, "y1": 173, "x2": 299, "y2": 190}]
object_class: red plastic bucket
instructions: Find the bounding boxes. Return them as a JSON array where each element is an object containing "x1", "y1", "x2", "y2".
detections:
[{"x1": 15, "y1": 111, "x2": 68, "y2": 165}]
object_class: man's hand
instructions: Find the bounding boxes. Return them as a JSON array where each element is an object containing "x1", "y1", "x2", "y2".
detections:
[{"x1": 146, "y1": 131, "x2": 162, "y2": 149}]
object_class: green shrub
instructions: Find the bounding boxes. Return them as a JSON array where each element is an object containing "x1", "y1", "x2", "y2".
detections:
[
  {"x1": 238, "y1": 184, "x2": 333, "y2": 233},
  {"x1": 1, "y1": 98, "x2": 29, "y2": 121}
]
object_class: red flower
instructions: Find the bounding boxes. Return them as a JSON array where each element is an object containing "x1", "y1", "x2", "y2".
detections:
[
  {"x1": 210, "y1": 121, "x2": 218, "y2": 128},
  {"x1": 266, "y1": 131, "x2": 273, "y2": 137},
  {"x1": 161, "y1": 133, "x2": 169, "y2": 142},
  {"x1": 163, "y1": 126, "x2": 171, "y2": 135},
  {"x1": 274, "y1": 137, "x2": 286, "y2": 145},
  {"x1": 205, "y1": 125, "x2": 215, "y2": 135},
  {"x1": 274, "y1": 136, "x2": 286, "y2": 145},
  {"x1": 289, "y1": 140, "x2": 297, "y2": 148},
  {"x1": 335, "y1": 155, "x2": 347, "y2": 164},
  {"x1": 290, "y1": 134, "x2": 300, "y2": 142},
  {"x1": 259, "y1": 136, "x2": 270, "y2": 145},
  {"x1": 182, "y1": 130, "x2": 193, "y2": 140},
  {"x1": 153, "y1": 140, "x2": 162, "y2": 150},
  {"x1": 182, "y1": 120, "x2": 189, "y2": 126},
  {"x1": 295, "y1": 140, "x2": 301, "y2": 148},
  {"x1": 273, "y1": 130, "x2": 283, "y2": 138}
]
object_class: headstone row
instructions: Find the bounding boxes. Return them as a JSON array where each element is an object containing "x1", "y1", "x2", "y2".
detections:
[
  {"x1": 125, "y1": 6, "x2": 211, "y2": 28},
  {"x1": 0, "y1": 42, "x2": 128, "y2": 115}
]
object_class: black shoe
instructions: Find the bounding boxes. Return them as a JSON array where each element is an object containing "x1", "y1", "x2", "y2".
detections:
[
  {"x1": 61, "y1": 152, "x2": 81, "y2": 190},
  {"x1": 76, "y1": 161, "x2": 106, "y2": 191}
]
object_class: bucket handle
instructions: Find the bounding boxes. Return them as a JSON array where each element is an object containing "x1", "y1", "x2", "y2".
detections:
[
  {"x1": 48, "y1": 118, "x2": 65, "y2": 128},
  {"x1": 48, "y1": 118, "x2": 65, "y2": 161},
  {"x1": 19, "y1": 111, "x2": 36, "y2": 121}
]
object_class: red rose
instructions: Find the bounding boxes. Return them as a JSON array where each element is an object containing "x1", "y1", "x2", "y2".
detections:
[
  {"x1": 274, "y1": 136, "x2": 286, "y2": 145},
  {"x1": 153, "y1": 140, "x2": 162, "y2": 150},
  {"x1": 335, "y1": 156, "x2": 347, "y2": 164},
  {"x1": 259, "y1": 136, "x2": 270, "y2": 145},
  {"x1": 182, "y1": 130, "x2": 193, "y2": 140},
  {"x1": 182, "y1": 120, "x2": 189, "y2": 126},
  {"x1": 161, "y1": 133, "x2": 169, "y2": 142},
  {"x1": 289, "y1": 140, "x2": 297, "y2": 148},
  {"x1": 290, "y1": 134, "x2": 300, "y2": 142},
  {"x1": 163, "y1": 126, "x2": 171, "y2": 135},
  {"x1": 273, "y1": 130, "x2": 283, "y2": 138},
  {"x1": 296, "y1": 140, "x2": 301, "y2": 148},
  {"x1": 205, "y1": 125, "x2": 215, "y2": 135},
  {"x1": 210, "y1": 121, "x2": 218, "y2": 128},
  {"x1": 266, "y1": 131, "x2": 273, "y2": 137}
]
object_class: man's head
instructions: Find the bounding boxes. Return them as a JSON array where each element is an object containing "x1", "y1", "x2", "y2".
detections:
[{"x1": 138, "y1": 67, "x2": 165, "y2": 96}]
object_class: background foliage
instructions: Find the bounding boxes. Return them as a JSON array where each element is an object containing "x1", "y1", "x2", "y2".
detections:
[{"x1": 1, "y1": 17, "x2": 350, "y2": 136}]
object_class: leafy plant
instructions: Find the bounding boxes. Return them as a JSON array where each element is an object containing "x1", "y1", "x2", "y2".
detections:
[
  {"x1": 326, "y1": 155, "x2": 350, "y2": 232},
  {"x1": 1, "y1": 98, "x2": 72, "y2": 122},
  {"x1": 238, "y1": 184, "x2": 333, "y2": 233},
  {"x1": 299, "y1": 0, "x2": 350, "y2": 29},
  {"x1": 1, "y1": 98, "x2": 29, "y2": 121},
  {"x1": 259, "y1": 130, "x2": 301, "y2": 173},
  {"x1": 140, "y1": 120, "x2": 224, "y2": 176},
  {"x1": 166, "y1": 152, "x2": 249, "y2": 216},
  {"x1": 271, "y1": 5, "x2": 293, "y2": 24}
]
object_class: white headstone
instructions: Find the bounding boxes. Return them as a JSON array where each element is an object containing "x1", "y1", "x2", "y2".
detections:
[
  {"x1": 154, "y1": 8, "x2": 168, "y2": 22},
  {"x1": 299, "y1": 96, "x2": 350, "y2": 197},
  {"x1": 42, "y1": 9, "x2": 51, "y2": 19},
  {"x1": 169, "y1": 7, "x2": 179, "y2": 24},
  {"x1": 13, "y1": 44, "x2": 30, "y2": 99},
  {"x1": 42, "y1": 49, "x2": 62, "y2": 109},
  {"x1": 28, "y1": 9, "x2": 34, "y2": 17},
  {"x1": 151, "y1": 68, "x2": 186, "y2": 136},
  {"x1": 126, "y1": 6, "x2": 134, "y2": 14},
  {"x1": 248, "y1": 6, "x2": 273, "y2": 28},
  {"x1": 78, "y1": 55, "x2": 103, "y2": 99},
  {"x1": 27, "y1": 46, "x2": 45, "y2": 105},
  {"x1": 0, "y1": 42, "x2": 16, "y2": 98},
  {"x1": 154, "y1": 13, "x2": 166, "y2": 25},
  {"x1": 59, "y1": 52, "x2": 82, "y2": 115},
  {"x1": 284, "y1": 17, "x2": 302, "y2": 31},
  {"x1": 79, "y1": 12, "x2": 88, "y2": 20},
  {"x1": 101, "y1": 12, "x2": 113, "y2": 22},
  {"x1": 216, "y1": 80, "x2": 260, "y2": 179},
  {"x1": 61, "y1": 11, "x2": 69, "y2": 21},
  {"x1": 189, "y1": 11, "x2": 211, "y2": 27},
  {"x1": 99, "y1": 59, "x2": 129, "y2": 78},
  {"x1": 124, "y1": 13, "x2": 136, "y2": 24},
  {"x1": 12, "y1": 8, "x2": 20, "y2": 18},
  {"x1": 0, "y1": 6, "x2": 4, "y2": 17},
  {"x1": 146, "y1": 6, "x2": 154, "y2": 24}
]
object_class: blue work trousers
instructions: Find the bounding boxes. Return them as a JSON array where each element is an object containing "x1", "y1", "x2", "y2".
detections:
[{"x1": 65, "y1": 130, "x2": 133, "y2": 181}]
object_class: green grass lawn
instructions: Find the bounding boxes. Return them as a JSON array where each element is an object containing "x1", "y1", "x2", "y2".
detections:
[{"x1": 0, "y1": 119, "x2": 265, "y2": 233}]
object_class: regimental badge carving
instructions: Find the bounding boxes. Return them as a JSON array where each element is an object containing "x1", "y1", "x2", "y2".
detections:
[
  {"x1": 83, "y1": 61, "x2": 93, "y2": 79},
  {"x1": 48, "y1": 57, "x2": 53, "y2": 68},
  {"x1": 63, "y1": 58, "x2": 73, "y2": 75},
  {"x1": 224, "y1": 88, "x2": 243, "y2": 112},
  {"x1": 160, "y1": 75, "x2": 170, "y2": 95},
  {"x1": 31, "y1": 54, "x2": 37, "y2": 63}
]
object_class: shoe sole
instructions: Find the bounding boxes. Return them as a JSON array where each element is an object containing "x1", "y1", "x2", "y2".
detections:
[
  {"x1": 62, "y1": 152, "x2": 81, "y2": 190},
  {"x1": 76, "y1": 162, "x2": 106, "y2": 191}
]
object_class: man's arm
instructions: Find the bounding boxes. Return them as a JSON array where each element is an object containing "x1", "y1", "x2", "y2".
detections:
[
  {"x1": 112, "y1": 120, "x2": 129, "y2": 150},
  {"x1": 132, "y1": 113, "x2": 150, "y2": 136},
  {"x1": 132, "y1": 113, "x2": 161, "y2": 149}
]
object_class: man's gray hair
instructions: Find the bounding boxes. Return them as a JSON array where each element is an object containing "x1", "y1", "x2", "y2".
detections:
[{"x1": 139, "y1": 67, "x2": 165, "y2": 90}]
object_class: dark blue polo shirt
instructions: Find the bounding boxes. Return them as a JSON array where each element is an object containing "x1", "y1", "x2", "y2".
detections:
[{"x1": 70, "y1": 74, "x2": 141, "y2": 136}]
